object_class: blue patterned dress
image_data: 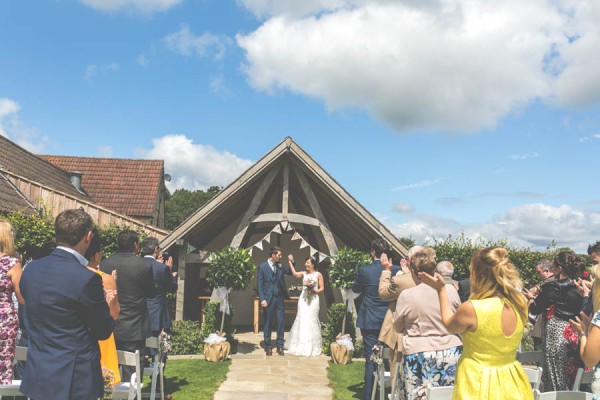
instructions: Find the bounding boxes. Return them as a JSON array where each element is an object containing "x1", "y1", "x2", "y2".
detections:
[{"x1": 0, "y1": 255, "x2": 19, "y2": 384}]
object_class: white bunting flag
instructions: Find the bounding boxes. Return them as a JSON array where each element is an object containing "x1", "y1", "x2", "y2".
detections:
[
  {"x1": 254, "y1": 240, "x2": 263, "y2": 251},
  {"x1": 272, "y1": 224, "x2": 282, "y2": 234},
  {"x1": 291, "y1": 231, "x2": 302, "y2": 241},
  {"x1": 299, "y1": 239, "x2": 309, "y2": 249},
  {"x1": 281, "y1": 220, "x2": 290, "y2": 231},
  {"x1": 248, "y1": 248, "x2": 253, "y2": 256}
]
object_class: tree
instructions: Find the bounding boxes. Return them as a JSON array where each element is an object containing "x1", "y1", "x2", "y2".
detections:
[{"x1": 164, "y1": 187, "x2": 221, "y2": 230}]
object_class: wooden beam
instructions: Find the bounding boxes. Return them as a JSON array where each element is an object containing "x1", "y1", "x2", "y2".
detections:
[
  {"x1": 185, "y1": 251, "x2": 212, "y2": 264},
  {"x1": 230, "y1": 167, "x2": 279, "y2": 248},
  {"x1": 175, "y1": 239, "x2": 187, "y2": 321},
  {"x1": 282, "y1": 160, "x2": 289, "y2": 220},
  {"x1": 293, "y1": 168, "x2": 339, "y2": 256},
  {"x1": 251, "y1": 212, "x2": 321, "y2": 226}
]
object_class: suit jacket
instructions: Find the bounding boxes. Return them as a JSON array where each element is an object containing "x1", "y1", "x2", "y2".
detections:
[
  {"x1": 100, "y1": 252, "x2": 157, "y2": 341},
  {"x1": 144, "y1": 256, "x2": 178, "y2": 333},
  {"x1": 378, "y1": 270, "x2": 416, "y2": 351},
  {"x1": 352, "y1": 260, "x2": 400, "y2": 330},
  {"x1": 20, "y1": 248, "x2": 114, "y2": 400},
  {"x1": 257, "y1": 261, "x2": 291, "y2": 305}
]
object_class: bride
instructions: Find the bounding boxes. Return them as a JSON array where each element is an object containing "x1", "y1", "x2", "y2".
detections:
[{"x1": 285, "y1": 254, "x2": 324, "y2": 356}]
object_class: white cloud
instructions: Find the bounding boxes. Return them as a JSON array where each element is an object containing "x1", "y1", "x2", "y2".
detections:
[
  {"x1": 0, "y1": 98, "x2": 48, "y2": 152},
  {"x1": 508, "y1": 151, "x2": 541, "y2": 160},
  {"x1": 210, "y1": 73, "x2": 231, "y2": 98},
  {"x1": 392, "y1": 202, "x2": 414, "y2": 214},
  {"x1": 579, "y1": 133, "x2": 600, "y2": 143},
  {"x1": 164, "y1": 25, "x2": 232, "y2": 60},
  {"x1": 79, "y1": 0, "x2": 182, "y2": 14},
  {"x1": 98, "y1": 145, "x2": 113, "y2": 157},
  {"x1": 393, "y1": 178, "x2": 442, "y2": 192},
  {"x1": 137, "y1": 134, "x2": 254, "y2": 191},
  {"x1": 137, "y1": 54, "x2": 148, "y2": 67},
  {"x1": 387, "y1": 202, "x2": 600, "y2": 253},
  {"x1": 237, "y1": 0, "x2": 600, "y2": 133},
  {"x1": 84, "y1": 63, "x2": 121, "y2": 81}
]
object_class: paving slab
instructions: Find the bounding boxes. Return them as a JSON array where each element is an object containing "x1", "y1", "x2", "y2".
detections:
[{"x1": 213, "y1": 330, "x2": 333, "y2": 400}]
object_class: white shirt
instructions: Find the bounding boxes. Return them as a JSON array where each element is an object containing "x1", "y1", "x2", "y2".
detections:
[{"x1": 56, "y1": 245, "x2": 88, "y2": 266}]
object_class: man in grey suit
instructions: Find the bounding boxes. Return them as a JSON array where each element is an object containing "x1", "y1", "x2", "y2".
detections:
[
  {"x1": 352, "y1": 238, "x2": 399, "y2": 400},
  {"x1": 257, "y1": 245, "x2": 292, "y2": 356},
  {"x1": 100, "y1": 230, "x2": 157, "y2": 380}
]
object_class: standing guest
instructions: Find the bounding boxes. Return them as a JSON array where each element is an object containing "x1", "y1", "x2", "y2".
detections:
[
  {"x1": 140, "y1": 237, "x2": 177, "y2": 362},
  {"x1": 394, "y1": 248, "x2": 463, "y2": 399},
  {"x1": 352, "y1": 238, "x2": 400, "y2": 400},
  {"x1": 525, "y1": 259, "x2": 554, "y2": 351},
  {"x1": 378, "y1": 246, "x2": 420, "y2": 399},
  {"x1": 100, "y1": 230, "x2": 156, "y2": 381},
  {"x1": 436, "y1": 260, "x2": 455, "y2": 284},
  {"x1": 0, "y1": 219, "x2": 24, "y2": 384},
  {"x1": 19, "y1": 209, "x2": 115, "y2": 400},
  {"x1": 527, "y1": 250, "x2": 586, "y2": 391},
  {"x1": 419, "y1": 246, "x2": 533, "y2": 399},
  {"x1": 84, "y1": 228, "x2": 120, "y2": 386},
  {"x1": 257, "y1": 246, "x2": 292, "y2": 356},
  {"x1": 589, "y1": 241, "x2": 600, "y2": 264},
  {"x1": 569, "y1": 262, "x2": 600, "y2": 398}
]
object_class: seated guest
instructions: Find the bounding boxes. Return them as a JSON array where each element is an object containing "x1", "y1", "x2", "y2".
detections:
[
  {"x1": 527, "y1": 250, "x2": 585, "y2": 391},
  {"x1": 85, "y1": 228, "x2": 120, "y2": 385},
  {"x1": 419, "y1": 246, "x2": 533, "y2": 400},
  {"x1": 20, "y1": 209, "x2": 114, "y2": 400},
  {"x1": 394, "y1": 247, "x2": 462, "y2": 399}
]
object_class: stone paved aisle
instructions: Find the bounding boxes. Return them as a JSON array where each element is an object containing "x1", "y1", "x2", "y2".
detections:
[{"x1": 213, "y1": 331, "x2": 333, "y2": 400}]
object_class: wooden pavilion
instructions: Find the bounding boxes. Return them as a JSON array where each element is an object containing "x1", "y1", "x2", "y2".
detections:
[{"x1": 160, "y1": 137, "x2": 407, "y2": 327}]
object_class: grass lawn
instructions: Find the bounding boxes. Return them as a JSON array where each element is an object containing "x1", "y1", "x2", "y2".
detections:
[
  {"x1": 328, "y1": 361, "x2": 365, "y2": 400},
  {"x1": 150, "y1": 359, "x2": 230, "y2": 399}
]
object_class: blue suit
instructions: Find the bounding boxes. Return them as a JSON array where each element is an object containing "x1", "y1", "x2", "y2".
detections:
[
  {"x1": 145, "y1": 256, "x2": 178, "y2": 334},
  {"x1": 257, "y1": 261, "x2": 291, "y2": 349},
  {"x1": 20, "y1": 248, "x2": 114, "y2": 400},
  {"x1": 352, "y1": 259, "x2": 399, "y2": 400}
]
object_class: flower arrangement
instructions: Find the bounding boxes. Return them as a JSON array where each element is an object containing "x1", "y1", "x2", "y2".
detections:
[
  {"x1": 370, "y1": 343, "x2": 383, "y2": 366},
  {"x1": 102, "y1": 368, "x2": 116, "y2": 399},
  {"x1": 159, "y1": 330, "x2": 172, "y2": 354},
  {"x1": 288, "y1": 285, "x2": 302, "y2": 296}
]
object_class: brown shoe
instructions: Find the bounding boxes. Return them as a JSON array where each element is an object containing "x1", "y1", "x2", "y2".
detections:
[
  {"x1": 277, "y1": 347, "x2": 284, "y2": 356},
  {"x1": 266, "y1": 348, "x2": 273, "y2": 356}
]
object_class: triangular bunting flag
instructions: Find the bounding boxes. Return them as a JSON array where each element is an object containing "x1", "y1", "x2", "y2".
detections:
[
  {"x1": 248, "y1": 248, "x2": 253, "y2": 256},
  {"x1": 291, "y1": 231, "x2": 302, "y2": 241},
  {"x1": 281, "y1": 220, "x2": 289, "y2": 231},
  {"x1": 254, "y1": 241, "x2": 263, "y2": 251},
  {"x1": 272, "y1": 224, "x2": 282, "y2": 234},
  {"x1": 309, "y1": 246, "x2": 316, "y2": 257},
  {"x1": 263, "y1": 233, "x2": 271, "y2": 243},
  {"x1": 299, "y1": 239, "x2": 309, "y2": 249}
]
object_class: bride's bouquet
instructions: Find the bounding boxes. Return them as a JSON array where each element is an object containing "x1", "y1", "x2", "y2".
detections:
[{"x1": 304, "y1": 276, "x2": 317, "y2": 298}]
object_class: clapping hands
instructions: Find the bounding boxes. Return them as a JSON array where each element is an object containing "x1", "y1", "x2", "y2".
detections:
[
  {"x1": 417, "y1": 271, "x2": 446, "y2": 292},
  {"x1": 570, "y1": 311, "x2": 591, "y2": 338}
]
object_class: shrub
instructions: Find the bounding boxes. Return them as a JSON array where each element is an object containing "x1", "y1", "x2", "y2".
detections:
[
  {"x1": 4, "y1": 209, "x2": 54, "y2": 261},
  {"x1": 98, "y1": 223, "x2": 148, "y2": 258},
  {"x1": 199, "y1": 301, "x2": 238, "y2": 354},
  {"x1": 329, "y1": 247, "x2": 371, "y2": 289},
  {"x1": 170, "y1": 320, "x2": 203, "y2": 355},
  {"x1": 321, "y1": 303, "x2": 356, "y2": 356}
]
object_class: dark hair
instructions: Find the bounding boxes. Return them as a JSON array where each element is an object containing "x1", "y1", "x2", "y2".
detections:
[
  {"x1": 371, "y1": 238, "x2": 391, "y2": 258},
  {"x1": 55, "y1": 209, "x2": 93, "y2": 247},
  {"x1": 588, "y1": 241, "x2": 600, "y2": 256},
  {"x1": 554, "y1": 250, "x2": 586, "y2": 280},
  {"x1": 117, "y1": 230, "x2": 139, "y2": 253},
  {"x1": 140, "y1": 236, "x2": 160, "y2": 257},
  {"x1": 305, "y1": 256, "x2": 318, "y2": 269},
  {"x1": 84, "y1": 227, "x2": 102, "y2": 260},
  {"x1": 269, "y1": 246, "x2": 281, "y2": 257}
]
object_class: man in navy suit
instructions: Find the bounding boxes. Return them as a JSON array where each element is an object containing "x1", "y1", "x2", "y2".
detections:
[
  {"x1": 20, "y1": 209, "x2": 115, "y2": 400},
  {"x1": 140, "y1": 237, "x2": 177, "y2": 361},
  {"x1": 257, "y1": 245, "x2": 292, "y2": 356},
  {"x1": 352, "y1": 238, "x2": 399, "y2": 400}
]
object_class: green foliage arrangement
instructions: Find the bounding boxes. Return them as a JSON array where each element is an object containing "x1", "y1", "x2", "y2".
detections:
[
  {"x1": 164, "y1": 187, "x2": 221, "y2": 230},
  {"x1": 329, "y1": 247, "x2": 371, "y2": 289},
  {"x1": 206, "y1": 246, "x2": 256, "y2": 291},
  {"x1": 199, "y1": 301, "x2": 238, "y2": 353},
  {"x1": 4, "y1": 209, "x2": 54, "y2": 261},
  {"x1": 169, "y1": 320, "x2": 204, "y2": 355},
  {"x1": 321, "y1": 303, "x2": 357, "y2": 356}
]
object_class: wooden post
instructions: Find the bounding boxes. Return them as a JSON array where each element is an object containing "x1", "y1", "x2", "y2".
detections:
[{"x1": 175, "y1": 239, "x2": 187, "y2": 321}]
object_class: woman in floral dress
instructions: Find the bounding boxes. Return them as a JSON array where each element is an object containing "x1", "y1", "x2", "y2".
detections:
[
  {"x1": 0, "y1": 219, "x2": 24, "y2": 384},
  {"x1": 285, "y1": 255, "x2": 324, "y2": 356}
]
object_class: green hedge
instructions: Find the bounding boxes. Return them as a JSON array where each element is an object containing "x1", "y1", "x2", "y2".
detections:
[
  {"x1": 170, "y1": 320, "x2": 204, "y2": 355},
  {"x1": 321, "y1": 303, "x2": 358, "y2": 356}
]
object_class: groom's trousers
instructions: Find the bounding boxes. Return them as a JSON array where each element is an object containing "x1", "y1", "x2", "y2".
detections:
[{"x1": 263, "y1": 293, "x2": 285, "y2": 349}]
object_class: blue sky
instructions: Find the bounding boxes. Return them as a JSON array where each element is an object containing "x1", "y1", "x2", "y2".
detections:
[{"x1": 1, "y1": 0, "x2": 599, "y2": 253}]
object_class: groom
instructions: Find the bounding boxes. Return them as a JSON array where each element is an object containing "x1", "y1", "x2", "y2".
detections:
[{"x1": 257, "y1": 246, "x2": 292, "y2": 356}]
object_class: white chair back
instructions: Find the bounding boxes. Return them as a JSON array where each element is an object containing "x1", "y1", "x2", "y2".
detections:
[
  {"x1": 523, "y1": 366, "x2": 543, "y2": 391},
  {"x1": 534, "y1": 390, "x2": 593, "y2": 399},
  {"x1": 14, "y1": 346, "x2": 28, "y2": 362},
  {"x1": 144, "y1": 336, "x2": 165, "y2": 400},
  {"x1": 517, "y1": 351, "x2": 544, "y2": 365},
  {"x1": 0, "y1": 346, "x2": 28, "y2": 398},
  {"x1": 426, "y1": 384, "x2": 454, "y2": 400},
  {"x1": 370, "y1": 348, "x2": 391, "y2": 400},
  {"x1": 572, "y1": 368, "x2": 594, "y2": 392},
  {"x1": 112, "y1": 349, "x2": 143, "y2": 400}
]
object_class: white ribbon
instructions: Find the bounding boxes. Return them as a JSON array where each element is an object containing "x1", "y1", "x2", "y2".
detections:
[
  {"x1": 204, "y1": 332, "x2": 227, "y2": 344},
  {"x1": 336, "y1": 334, "x2": 355, "y2": 351},
  {"x1": 340, "y1": 288, "x2": 360, "y2": 312},
  {"x1": 211, "y1": 286, "x2": 232, "y2": 315}
]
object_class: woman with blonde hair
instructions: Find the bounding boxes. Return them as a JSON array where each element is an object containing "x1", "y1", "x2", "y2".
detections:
[
  {"x1": 419, "y1": 246, "x2": 533, "y2": 399},
  {"x1": 569, "y1": 262, "x2": 600, "y2": 398},
  {"x1": 0, "y1": 219, "x2": 25, "y2": 384}
]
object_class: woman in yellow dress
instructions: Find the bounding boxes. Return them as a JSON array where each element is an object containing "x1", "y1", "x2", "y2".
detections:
[
  {"x1": 85, "y1": 229, "x2": 121, "y2": 386},
  {"x1": 419, "y1": 246, "x2": 533, "y2": 400}
]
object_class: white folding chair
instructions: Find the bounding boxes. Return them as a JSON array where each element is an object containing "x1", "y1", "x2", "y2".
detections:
[
  {"x1": 572, "y1": 368, "x2": 594, "y2": 392},
  {"x1": 112, "y1": 350, "x2": 143, "y2": 400},
  {"x1": 534, "y1": 389, "x2": 593, "y2": 400},
  {"x1": 426, "y1": 384, "x2": 454, "y2": 400},
  {"x1": 517, "y1": 350, "x2": 544, "y2": 365},
  {"x1": 0, "y1": 346, "x2": 28, "y2": 399},
  {"x1": 144, "y1": 336, "x2": 165, "y2": 400},
  {"x1": 371, "y1": 348, "x2": 391, "y2": 400},
  {"x1": 523, "y1": 366, "x2": 543, "y2": 391}
]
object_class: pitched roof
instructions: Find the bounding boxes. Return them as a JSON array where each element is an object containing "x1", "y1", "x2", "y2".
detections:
[
  {"x1": 0, "y1": 173, "x2": 35, "y2": 214},
  {"x1": 160, "y1": 137, "x2": 407, "y2": 257},
  {"x1": 0, "y1": 135, "x2": 88, "y2": 200},
  {"x1": 40, "y1": 155, "x2": 164, "y2": 218}
]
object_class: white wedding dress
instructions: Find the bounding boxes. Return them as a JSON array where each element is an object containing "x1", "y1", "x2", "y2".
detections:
[{"x1": 285, "y1": 271, "x2": 323, "y2": 356}]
